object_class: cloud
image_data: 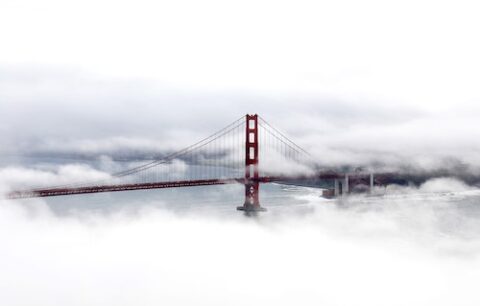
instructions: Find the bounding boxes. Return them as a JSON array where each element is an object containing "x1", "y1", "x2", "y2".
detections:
[
  {"x1": 3, "y1": 2, "x2": 480, "y2": 305},
  {"x1": 2, "y1": 175, "x2": 480, "y2": 306},
  {"x1": 419, "y1": 177, "x2": 474, "y2": 193},
  {"x1": 2, "y1": 67, "x2": 480, "y2": 178},
  {"x1": 0, "y1": 165, "x2": 111, "y2": 193}
]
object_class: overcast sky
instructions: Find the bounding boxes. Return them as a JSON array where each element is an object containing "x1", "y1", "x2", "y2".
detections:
[
  {"x1": 1, "y1": 0, "x2": 480, "y2": 172},
  {"x1": 3, "y1": 2, "x2": 480, "y2": 306}
]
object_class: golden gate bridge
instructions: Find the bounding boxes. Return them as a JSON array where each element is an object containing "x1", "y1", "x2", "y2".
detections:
[{"x1": 7, "y1": 114, "x2": 396, "y2": 212}]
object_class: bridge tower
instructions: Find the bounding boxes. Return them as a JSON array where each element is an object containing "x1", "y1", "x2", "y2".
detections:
[{"x1": 237, "y1": 114, "x2": 266, "y2": 212}]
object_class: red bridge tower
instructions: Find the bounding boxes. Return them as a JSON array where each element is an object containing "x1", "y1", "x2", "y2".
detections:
[{"x1": 237, "y1": 114, "x2": 266, "y2": 212}]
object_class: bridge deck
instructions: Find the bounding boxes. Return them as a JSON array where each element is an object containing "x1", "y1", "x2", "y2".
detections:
[
  {"x1": 6, "y1": 173, "x2": 394, "y2": 199},
  {"x1": 7, "y1": 178, "x2": 247, "y2": 199}
]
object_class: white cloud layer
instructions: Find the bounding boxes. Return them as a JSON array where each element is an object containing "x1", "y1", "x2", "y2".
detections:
[
  {"x1": 0, "y1": 165, "x2": 111, "y2": 192},
  {"x1": 1, "y1": 0, "x2": 480, "y2": 174},
  {"x1": 2, "y1": 2, "x2": 480, "y2": 305},
  {"x1": 2, "y1": 176, "x2": 480, "y2": 306}
]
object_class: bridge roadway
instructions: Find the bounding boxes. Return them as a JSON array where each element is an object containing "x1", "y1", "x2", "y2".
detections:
[
  {"x1": 7, "y1": 172, "x2": 395, "y2": 199},
  {"x1": 7, "y1": 178, "x2": 244, "y2": 199}
]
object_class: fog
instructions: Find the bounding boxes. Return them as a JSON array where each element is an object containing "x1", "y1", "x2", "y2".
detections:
[
  {"x1": 1, "y1": 0, "x2": 480, "y2": 174},
  {"x1": 2, "y1": 0, "x2": 480, "y2": 305},
  {"x1": 2, "y1": 175, "x2": 480, "y2": 306}
]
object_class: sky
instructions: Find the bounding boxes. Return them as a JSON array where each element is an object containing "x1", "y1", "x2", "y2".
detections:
[
  {"x1": 2, "y1": 2, "x2": 480, "y2": 305},
  {"x1": 1, "y1": 0, "x2": 480, "y2": 174}
]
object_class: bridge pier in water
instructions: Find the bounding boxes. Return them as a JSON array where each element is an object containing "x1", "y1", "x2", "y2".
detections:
[
  {"x1": 237, "y1": 114, "x2": 267, "y2": 212},
  {"x1": 333, "y1": 173, "x2": 375, "y2": 196}
]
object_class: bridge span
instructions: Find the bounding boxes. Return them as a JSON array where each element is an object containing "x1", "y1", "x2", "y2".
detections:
[{"x1": 7, "y1": 114, "x2": 401, "y2": 211}]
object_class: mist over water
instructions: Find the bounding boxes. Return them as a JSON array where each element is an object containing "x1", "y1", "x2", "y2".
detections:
[{"x1": 2, "y1": 171, "x2": 480, "y2": 306}]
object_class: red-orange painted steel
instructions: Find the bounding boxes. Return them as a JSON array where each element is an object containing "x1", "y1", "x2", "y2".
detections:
[
  {"x1": 8, "y1": 178, "x2": 244, "y2": 199},
  {"x1": 6, "y1": 174, "x2": 395, "y2": 199},
  {"x1": 238, "y1": 114, "x2": 264, "y2": 211}
]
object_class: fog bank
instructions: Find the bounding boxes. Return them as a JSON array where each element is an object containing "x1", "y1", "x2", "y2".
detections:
[{"x1": 2, "y1": 175, "x2": 480, "y2": 306}]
